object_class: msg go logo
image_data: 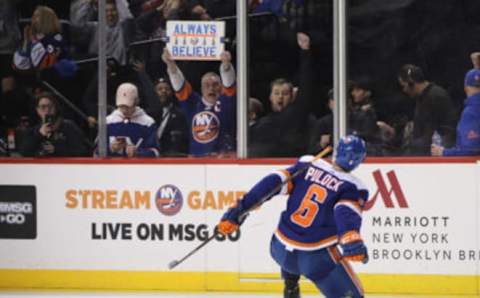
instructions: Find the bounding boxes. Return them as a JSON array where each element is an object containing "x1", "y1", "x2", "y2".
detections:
[
  {"x1": 0, "y1": 202, "x2": 33, "y2": 225},
  {"x1": 0, "y1": 213, "x2": 26, "y2": 224}
]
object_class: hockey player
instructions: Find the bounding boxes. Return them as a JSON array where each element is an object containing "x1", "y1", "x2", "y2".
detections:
[{"x1": 218, "y1": 135, "x2": 369, "y2": 298}]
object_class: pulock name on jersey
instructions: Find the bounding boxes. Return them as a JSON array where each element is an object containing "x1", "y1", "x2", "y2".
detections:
[
  {"x1": 91, "y1": 222, "x2": 240, "y2": 242},
  {"x1": 304, "y1": 167, "x2": 344, "y2": 191}
]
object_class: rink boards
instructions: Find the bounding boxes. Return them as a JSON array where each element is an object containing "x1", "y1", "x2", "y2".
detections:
[{"x1": 0, "y1": 158, "x2": 479, "y2": 295}]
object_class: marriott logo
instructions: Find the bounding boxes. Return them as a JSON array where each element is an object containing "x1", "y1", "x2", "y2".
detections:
[{"x1": 364, "y1": 170, "x2": 408, "y2": 211}]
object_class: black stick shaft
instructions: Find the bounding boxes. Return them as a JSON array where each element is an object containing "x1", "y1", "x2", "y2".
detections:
[{"x1": 169, "y1": 233, "x2": 217, "y2": 269}]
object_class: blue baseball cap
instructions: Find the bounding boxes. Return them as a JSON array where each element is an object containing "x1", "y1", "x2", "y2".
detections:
[{"x1": 464, "y1": 68, "x2": 480, "y2": 87}]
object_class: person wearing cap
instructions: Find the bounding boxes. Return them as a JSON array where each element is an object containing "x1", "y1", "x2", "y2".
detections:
[
  {"x1": 98, "y1": 82, "x2": 159, "y2": 157},
  {"x1": 431, "y1": 53, "x2": 480, "y2": 156}
]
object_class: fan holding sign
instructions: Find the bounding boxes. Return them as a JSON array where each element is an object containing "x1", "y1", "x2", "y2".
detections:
[{"x1": 162, "y1": 44, "x2": 236, "y2": 157}]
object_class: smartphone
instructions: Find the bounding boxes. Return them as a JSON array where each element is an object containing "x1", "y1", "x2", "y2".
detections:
[{"x1": 45, "y1": 115, "x2": 54, "y2": 124}]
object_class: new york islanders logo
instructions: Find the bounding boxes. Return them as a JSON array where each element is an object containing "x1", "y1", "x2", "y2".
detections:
[
  {"x1": 155, "y1": 184, "x2": 183, "y2": 216},
  {"x1": 192, "y1": 111, "x2": 220, "y2": 143}
]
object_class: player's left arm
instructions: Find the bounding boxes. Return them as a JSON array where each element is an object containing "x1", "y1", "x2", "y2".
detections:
[{"x1": 334, "y1": 187, "x2": 369, "y2": 263}]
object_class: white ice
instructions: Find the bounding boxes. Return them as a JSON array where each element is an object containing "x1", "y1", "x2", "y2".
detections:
[{"x1": 0, "y1": 292, "x2": 474, "y2": 298}]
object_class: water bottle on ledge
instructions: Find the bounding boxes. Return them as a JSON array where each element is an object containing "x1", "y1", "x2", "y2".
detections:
[{"x1": 431, "y1": 130, "x2": 443, "y2": 147}]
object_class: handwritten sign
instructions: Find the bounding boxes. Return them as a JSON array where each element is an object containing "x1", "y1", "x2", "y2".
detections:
[{"x1": 166, "y1": 21, "x2": 226, "y2": 61}]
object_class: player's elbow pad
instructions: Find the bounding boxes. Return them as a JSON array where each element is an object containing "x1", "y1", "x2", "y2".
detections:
[{"x1": 334, "y1": 203, "x2": 362, "y2": 233}]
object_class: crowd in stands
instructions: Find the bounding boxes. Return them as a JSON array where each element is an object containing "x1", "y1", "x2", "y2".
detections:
[{"x1": 0, "y1": 0, "x2": 479, "y2": 158}]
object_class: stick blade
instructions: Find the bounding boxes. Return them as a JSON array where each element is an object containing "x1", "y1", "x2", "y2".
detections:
[{"x1": 168, "y1": 260, "x2": 179, "y2": 270}]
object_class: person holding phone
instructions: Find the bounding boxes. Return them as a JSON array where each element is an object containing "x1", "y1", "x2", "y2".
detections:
[
  {"x1": 19, "y1": 92, "x2": 90, "y2": 157},
  {"x1": 96, "y1": 82, "x2": 160, "y2": 157}
]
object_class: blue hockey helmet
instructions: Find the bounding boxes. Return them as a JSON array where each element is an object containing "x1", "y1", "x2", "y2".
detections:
[{"x1": 333, "y1": 135, "x2": 366, "y2": 171}]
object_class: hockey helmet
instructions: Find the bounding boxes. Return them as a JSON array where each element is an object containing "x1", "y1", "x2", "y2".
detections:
[{"x1": 333, "y1": 135, "x2": 366, "y2": 171}]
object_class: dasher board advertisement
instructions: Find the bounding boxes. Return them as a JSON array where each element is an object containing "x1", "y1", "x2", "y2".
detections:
[
  {"x1": 0, "y1": 185, "x2": 36, "y2": 239},
  {"x1": 0, "y1": 161, "x2": 478, "y2": 295}
]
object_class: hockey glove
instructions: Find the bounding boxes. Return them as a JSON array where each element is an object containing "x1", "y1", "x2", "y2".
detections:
[
  {"x1": 340, "y1": 231, "x2": 369, "y2": 263},
  {"x1": 217, "y1": 206, "x2": 248, "y2": 235}
]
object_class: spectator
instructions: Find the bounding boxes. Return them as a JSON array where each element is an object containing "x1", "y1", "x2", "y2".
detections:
[
  {"x1": 145, "y1": 77, "x2": 189, "y2": 157},
  {"x1": 307, "y1": 89, "x2": 333, "y2": 155},
  {"x1": 397, "y1": 64, "x2": 457, "y2": 156},
  {"x1": 82, "y1": 58, "x2": 127, "y2": 129},
  {"x1": 348, "y1": 79, "x2": 385, "y2": 155},
  {"x1": 70, "y1": 0, "x2": 140, "y2": 65},
  {"x1": 431, "y1": 53, "x2": 480, "y2": 156},
  {"x1": 308, "y1": 82, "x2": 391, "y2": 156},
  {"x1": 162, "y1": 48, "x2": 236, "y2": 157},
  {"x1": 249, "y1": 32, "x2": 314, "y2": 157},
  {"x1": 19, "y1": 92, "x2": 90, "y2": 157},
  {"x1": 98, "y1": 82, "x2": 159, "y2": 157},
  {"x1": 13, "y1": 5, "x2": 76, "y2": 78},
  {"x1": 248, "y1": 97, "x2": 264, "y2": 127},
  {"x1": 250, "y1": 0, "x2": 285, "y2": 17},
  {"x1": 70, "y1": 0, "x2": 133, "y2": 24},
  {"x1": 130, "y1": 0, "x2": 185, "y2": 18},
  {"x1": 135, "y1": 0, "x2": 187, "y2": 39},
  {"x1": 135, "y1": 0, "x2": 188, "y2": 78},
  {"x1": 188, "y1": 0, "x2": 236, "y2": 20}
]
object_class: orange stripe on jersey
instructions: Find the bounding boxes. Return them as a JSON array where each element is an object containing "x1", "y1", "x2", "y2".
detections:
[
  {"x1": 336, "y1": 199, "x2": 362, "y2": 215},
  {"x1": 279, "y1": 169, "x2": 293, "y2": 194},
  {"x1": 340, "y1": 230, "x2": 362, "y2": 245},
  {"x1": 327, "y1": 245, "x2": 341, "y2": 264},
  {"x1": 222, "y1": 84, "x2": 236, "y2": 97},
  {"x1": 176, "y1": 81, "x2": 193, "y2": 101},
  {"x1": 340, "y1": 259, "x2": 364, "y2": 296},
  {"x1": 39, "y1": 53, "x2": 57, "y2": 69},
  {"x1": 275, "y1": 229, "x2": 337, "y2": 249}
]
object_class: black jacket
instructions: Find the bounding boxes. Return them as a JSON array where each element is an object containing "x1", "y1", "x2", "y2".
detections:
[
  {"x1": 407, "y1": 83, "x2": 457, "y2": 155},
  {"x1": 249, "y1": 49, "x2": 314, "y2": 157},
  {"x1": 148, "y1": 103, "x2": 189, "y2": 156},
  {"x1": 20, "y1": 119, "x2": 90, "y2": 157}
]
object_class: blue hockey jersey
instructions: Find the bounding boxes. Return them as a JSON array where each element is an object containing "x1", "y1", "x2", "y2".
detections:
[
  {"x1": 443, "y1": 93, "x2": 480, "y2": 156},
  {"x1": 175, "y1": 80, "x2": 236, "y2": 157},
  {"x1": 99, "y1": 107, "x2": 159, "y2": 157},
  {"x1": 237, "y1": 156, "x2": 369, "y2": 251},
  {"x1": 13, "y1": 33, "x2": 68, "y2": 71}
]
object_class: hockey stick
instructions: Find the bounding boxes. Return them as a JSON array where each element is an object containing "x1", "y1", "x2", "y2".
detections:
[{"x1": 167, "y1": 146, "x2": 333, "y2": 270}]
